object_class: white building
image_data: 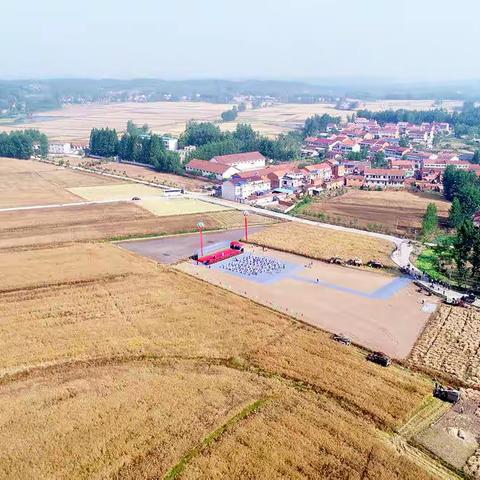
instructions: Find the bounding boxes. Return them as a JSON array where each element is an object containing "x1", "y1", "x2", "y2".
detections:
[
  {"x1": 48, "y1": 143, "x2": 72, "y2": 155},
  {"x1": 364, "y1": 169, "x2": 405, "y2": 188},
  {"x1": 185, "y1": 158, "x2": 239, "y2": 180},
  {"x1": 162, "y1": 137, "x2": 178, "y2": 151},
  {"x1": 221, "y1": 175, "x2": 271, "y2": 201},
  {"x1": 281, "y1": 172, "x2": 305, "y2": 190},
  {"x1": 211, "y1": 151, "x2": 266, "y2": 172}
]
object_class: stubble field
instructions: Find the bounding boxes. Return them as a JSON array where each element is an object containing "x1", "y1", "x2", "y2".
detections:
[
  {"x1": 247, "y1": 221, "x2": 396, "y2": 267},
  {"x1": 0, "y1": 241, "x2": 441, "y2": 479},
  {"x1": 0, "y1": 99, "x2": 463, "y2": 142},
  {"x1": 0, "y1": 204, "x2": 275, "y2": 251},
  {"x1": 409, "y1": 305, "x2": 480, "y2": 387},
  {"x1": 303, "y1": 190, "x2": 451, "y2": 236},
  {"x1": 0, "y1": 157, "x2": 124, "y2": 208}
]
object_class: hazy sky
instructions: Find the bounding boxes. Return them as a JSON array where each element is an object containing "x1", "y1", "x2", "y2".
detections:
[{"x1": 1, "y1": 0, "x2": 479, "y2": 81}]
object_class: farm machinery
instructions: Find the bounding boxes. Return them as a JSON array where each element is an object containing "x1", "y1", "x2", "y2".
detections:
[
  {"x1": 433, "y1": 383, "x2": 461, "y2": 403},
  {"x1": 367, "y1": 351, "x2": 391, "y2": 367}
]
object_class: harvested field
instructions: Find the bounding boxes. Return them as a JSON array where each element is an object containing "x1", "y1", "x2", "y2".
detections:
[
  {"x1": 302, "y1": 190, "x2": 451, "y2": 236},
  {"x1": 83, "y1": 160, "x2": 213, "y2": 191},
  {"x1": 138, "y1": 197, "x2": 226, "y2": 216},
  {"x1": 0, "y1": 205, "x2": 275, "y2": 251},
  {"x1": 0, "y1": 102, "x2": 231, "y2": 142},
  {"x1": 0, "y1": 100, "x2": 463, "y2": 142},
  {"x1": 0, "y1": 157, "x2": 123, "y2": 208},
  {"x1": 409, "y1": 305, "x2": 480, "y2": 387},
  {"x1": 68, "y1": 183, "x2": 164, "y2": 201},
  {"x1": 247, "y1": 221, "x2": 396, "y2": 267}
]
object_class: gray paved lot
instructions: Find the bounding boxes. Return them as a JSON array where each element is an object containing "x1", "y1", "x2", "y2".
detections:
[{"x1": 117, "y1": 227, "x2": 264, "y2": 264}]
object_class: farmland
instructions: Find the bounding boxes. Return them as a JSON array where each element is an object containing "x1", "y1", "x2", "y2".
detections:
[
  {"x1": 247, "y1": 221, "x2": 396, "y2": 267},
  {"x1": 0, "y1": 99, "x2": 463, "y2": 141},
  {"x1": 0, "y1": 204, "x2": 274, "y2": 251},
  {"x1": 409, "y1": 305, "x2": 480, "y2": 387},
  {"x1": 0, "y1": 241, "x2": 444, "y2": 478},
  {"x1": 81, "y1": 159, "x2": 213, "y2": 191},
  {"x1": 301, "y1": 190, "x2": 451, "y2": 237},
  {"x1": 0, "y1": 157, "x2": 126, "y2": 208}
]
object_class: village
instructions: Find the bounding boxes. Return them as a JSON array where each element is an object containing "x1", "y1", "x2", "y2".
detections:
[{"x1": 181, "y1": 117, "x2": 478, "y2": 210}]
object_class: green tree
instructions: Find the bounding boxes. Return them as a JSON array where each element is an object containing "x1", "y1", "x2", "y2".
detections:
[
  {"x1": 473, "y1": 150, "x2": 480, "y2": 164},
  {"x1": 449, "y1": 197, "x2": 465, "y2": 229},
  {"x1": 422, "y1": 203, "x2": 439, "y2": 240},
  {"x1": 372, "y1": 151, "x2": 387, "y2": 168}
]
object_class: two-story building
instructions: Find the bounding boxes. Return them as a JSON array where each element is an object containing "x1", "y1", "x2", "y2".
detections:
[
  {"x1": 221, "y1": 175, "x2": 271, "y2": 202},
  {"x1": 364, "y1": 168, "x2": 405, "y2": 189}
]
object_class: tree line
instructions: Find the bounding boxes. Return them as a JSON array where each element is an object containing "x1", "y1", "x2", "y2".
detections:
[
  {"x1": 357, "y1": 102, "x2": 480, "y2": 137},
  {"x1": 180, "y1": 121, "x2": 302, "y2": 162},
  {"x1": 88, "y1": 121, "x2": 182, "y2": 173},
  {"x1": 0, "y1": 129, "x2": 48, "y2": 159},
  {"x1": 435, "y1": 166, "x2": 480, "y2": 288}
]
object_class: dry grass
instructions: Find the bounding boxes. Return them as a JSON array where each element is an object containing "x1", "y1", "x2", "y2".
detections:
[
  {"x1": 247, "y1": 222, "x2": 396, "y2": 267},
  {"x1": 0, "y1": 157, "x2": 123, "y2": 208},
  {"x1": 0, "y1": 243, "x2": 441, "y2": 478},
  {"x1": 409, "y1": 305, "x2": 480, "y2": 387},
  {"x1": 84, "y1": 160, "x2": 213, "y2": 191},
  {"x1": 0, "y1": 205, "x2": 275, "y2": 251},
  {"x1": 303, "y1": 190, "x2": 451, "y2": 236}
]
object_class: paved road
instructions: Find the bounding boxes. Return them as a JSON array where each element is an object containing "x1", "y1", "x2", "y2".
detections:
[{"x1": 117, "y1": 227, "x2": 265, "y2": 264}]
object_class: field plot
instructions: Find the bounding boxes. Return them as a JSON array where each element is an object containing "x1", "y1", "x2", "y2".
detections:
[
  {"x1": 177, "y1": 246, "x2": 434, "y2": 358},
  {"x1": 86, "y1": 160, "x2": 213, "y2": 191},
  {"x1": 0, "y1": 241, "x2": 442, "y2": 479},
  {"x1": 0, "y1": 102, "x2": 231, "y2": 142},
  {"x1": 415, "y1": 389, "x2": 480, "y2": 475},
  {"x1": 218, "y1": 102, "x2": 345, "y2": 136},
  {"x1": 138, "y1": 197, "x2": 226, "y2": 216},
  {"x1": 247, "y1": 221, "x2": 396, "y2": 267},
  {"x1": 0, "y1": 205, "x2": 275, "y2": 251},
  {"x1": 0, "y1": 157, "x2": 123, "y2": 208},
  {"x1": 0, "y1": 100, "x2": 463, "y2": 142},
  {"x1": 409, "y1": 305, "x2": 480, "y2": 386},
  {"x1": 183, "y1": 387, "x2": 434, "y2": 480},
  {"x1": 68, "y1": 183, "x2": 164, "y2": 201},
  {"x1": 303, "y1": 190, "x2": 451, "y2": 236}
]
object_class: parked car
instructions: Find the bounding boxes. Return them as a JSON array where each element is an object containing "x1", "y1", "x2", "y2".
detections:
[
  {"x1": 367, "y1": 260, "x2": 384, "y2": 269},
  {"x1": 131, "y1": 196, "x2": 141, "y2": 201},
  {"x1": 332, "y1": 334, "x2": 352, "y2": 346}
]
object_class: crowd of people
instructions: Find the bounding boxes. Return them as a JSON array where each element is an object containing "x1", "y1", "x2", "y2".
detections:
[{"x1": 219, "y1": 253, "x2": 286, "y2": 277}]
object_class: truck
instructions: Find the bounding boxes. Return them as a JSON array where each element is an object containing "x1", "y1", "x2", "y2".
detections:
[
  {"x1": 367, "y1": 351, "x2": 391, "y2": 367},
  {"x1": 433, "y1": 383, "x2": 461, "y2": 403}
]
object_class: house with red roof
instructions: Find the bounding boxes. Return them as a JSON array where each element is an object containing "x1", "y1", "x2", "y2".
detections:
[
  {"x1": 210, "y1": 151, "x2": 266, "y2": 172},
  {"x1": 185, "y1": 158, "x2": 240, "y2": 180}
]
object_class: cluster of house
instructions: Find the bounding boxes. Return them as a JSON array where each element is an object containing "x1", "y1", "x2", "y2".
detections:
[{"x1": 180, "y1": 116, "x2": 478, "y2": 206}]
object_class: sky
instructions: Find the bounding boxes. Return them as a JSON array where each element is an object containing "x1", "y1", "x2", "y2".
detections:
[{"x1": 1, "y1": 0, "x2": 479, "y2": 82}]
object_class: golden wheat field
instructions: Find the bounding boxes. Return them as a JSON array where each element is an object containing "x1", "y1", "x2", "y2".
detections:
[
  {"x1": 0, "y1": 241, "x2": 444, "y2": 478},
  {"x1": 409, "y1": 305, "x2": 480, "y2": 387},
  {"x1": 247, "y1": 222, "x2": 396, "y2": 267}
]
